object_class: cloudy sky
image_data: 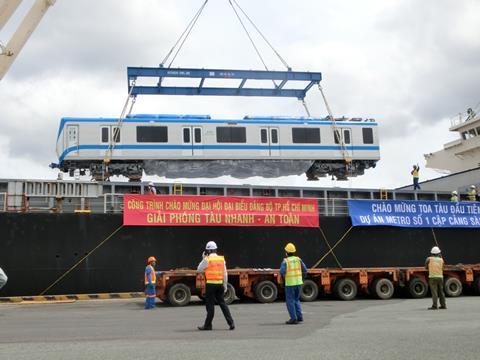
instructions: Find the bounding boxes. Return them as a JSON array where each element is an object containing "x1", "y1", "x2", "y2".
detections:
[{"x1": 1, "y1": 0, "x2": 479, "y2": 189}]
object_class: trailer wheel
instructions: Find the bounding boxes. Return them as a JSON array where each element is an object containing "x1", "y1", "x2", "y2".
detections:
[
  {"x1": 300, "y1": 280, "x2": 319, "y2": 302},
  {"x1": 371, "y1": 278, "x2": 394, "y2": 300},
  {"x1": 224, "y1": 283, "x2": 236, "y2": 305},
  {"x1": 167, "y1": 283, "x2": 191, "y2": 306},
  {"x1": 333, "y1": 278, "x2": 357, "y2": 301},
  {"x1": 444, "y1": 277, "x2": 462, "y2": 297},
  {"x1": 254, "y1": 280, "x2": 278, "y2": 303},
  {"x1": 408, "y1": 277, "x2": 428, "y2": 298}
]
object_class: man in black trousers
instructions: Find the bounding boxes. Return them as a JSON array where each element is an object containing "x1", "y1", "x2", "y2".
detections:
[{"x1": 197, "y1": 241, "x2": 235, "y2": 330}]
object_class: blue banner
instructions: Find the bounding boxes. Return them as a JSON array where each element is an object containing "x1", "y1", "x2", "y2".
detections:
[{"x1": 348, "y1": 200, "x2": 480, "y2": 228}]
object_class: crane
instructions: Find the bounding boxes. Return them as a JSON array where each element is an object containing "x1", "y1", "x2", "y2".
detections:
[{"x1": 0, "y1": 0, "x2": 56, "y2": 80}]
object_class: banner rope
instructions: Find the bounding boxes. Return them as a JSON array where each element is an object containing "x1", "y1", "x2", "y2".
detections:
[
  {"x1": 311, "y1": 226, "x2": 353, "y2": 269},
  {"x1": 39, "y1": 225, "x2": 124, "y2": 296}
]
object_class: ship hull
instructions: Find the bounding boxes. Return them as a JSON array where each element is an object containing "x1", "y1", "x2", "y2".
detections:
[{"x1": 0, "y1": 213, "x2": 479, "y2": 297}]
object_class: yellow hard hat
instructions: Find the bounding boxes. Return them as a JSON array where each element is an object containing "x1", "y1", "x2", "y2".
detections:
[{"x1": 284, "y1": 243, "x2": 296, "y2": 253}]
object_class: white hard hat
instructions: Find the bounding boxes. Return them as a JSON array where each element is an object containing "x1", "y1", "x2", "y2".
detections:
[
  {"x1": 148, "y1": 181, "x2": 154, "y2": 186},
  {"x1": 470, "y1": 185, "x2": 476, "y2": 188},
  {"x1": 431, "y1": 246, "x2": 441, "y2": 254},
  {"x1": 205, "y1": 241, "x2": 217, "y2": 250},
  {"x1": 452, "y1": 191, "x2": 458, "y2": 195}
]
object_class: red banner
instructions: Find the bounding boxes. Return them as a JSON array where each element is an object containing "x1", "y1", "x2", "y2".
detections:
[{"x1": 123, "y1": 195, "x2": 319, "y2": 227}]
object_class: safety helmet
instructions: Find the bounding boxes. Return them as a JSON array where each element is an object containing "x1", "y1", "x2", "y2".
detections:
[
  {"x1": 148, "y1": 181, "x2": 154, "y2": 186},
  {"x1": 147, "y1": 256, "x2": 157, "y2": 263},
  {"x1": 205, "y1": 241, "x2": 217, "y2": 250},
  {"x1": 452, "y1": 191, "x2": 458, "y2": 195},
  {"x1": 284, "y1": 243, "x2": 296, "y2": 253},
  {"x1": 470, "y1": 185, "x2": 476, "y2": 188},
  {"x1": 431, "y1": 246, "x2": 441, "y2": 255}
]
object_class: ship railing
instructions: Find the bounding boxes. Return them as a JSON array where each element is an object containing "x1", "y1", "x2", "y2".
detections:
[
  {"x1": 104, "y1": 193, "x2": 125, "y2": 213},
  {"x1": 0, "y1": 192, "x2": 6, "y2": 212},
  {"x1": 101, "y1": 193, "x2": 349, "y2": 216}
]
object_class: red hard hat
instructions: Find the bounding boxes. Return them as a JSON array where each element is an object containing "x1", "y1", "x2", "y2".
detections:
[{"x1": 147, "y1": 256, "x2": 157, "y2": 263}]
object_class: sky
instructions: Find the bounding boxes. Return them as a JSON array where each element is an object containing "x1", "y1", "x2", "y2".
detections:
[{"x1": 1, "y1": 0, "x2": 479, "y2": 189}]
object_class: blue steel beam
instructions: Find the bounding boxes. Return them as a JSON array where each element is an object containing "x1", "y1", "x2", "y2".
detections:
[{"x1": 127, "y1": 67, "x2": 321, "y2": 99}]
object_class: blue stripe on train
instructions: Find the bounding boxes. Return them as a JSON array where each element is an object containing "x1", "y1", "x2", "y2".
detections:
[{"x1": 58, "y1": 144, "x2": 380, "y2": 162}]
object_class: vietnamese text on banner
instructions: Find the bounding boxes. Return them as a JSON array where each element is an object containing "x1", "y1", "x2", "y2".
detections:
[
  {"x1": 348, "y1": 199, "x2": 480, "y2": 228},
  {"x1": 124, "y1": 195, "x2": 319, "y2": 227}
]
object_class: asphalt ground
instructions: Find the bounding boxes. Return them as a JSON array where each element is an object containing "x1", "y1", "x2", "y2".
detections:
[{"x1": 0, "y1": 296, "x2": 479, "y2": 360}]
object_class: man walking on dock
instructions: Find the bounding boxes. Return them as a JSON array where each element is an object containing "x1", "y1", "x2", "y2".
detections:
[
  {"x1": 145, "y1": 256, "x2": 157, "y2": 309},
  {"x1": 425, "y1": 246, "x2": 446, "y2": 310},
  {"x1": 280, "y1": 243, "x2": 308, "y2": 324},
  {"x1": 197, "y1": 241, "x2": 235, "y2": 331}
]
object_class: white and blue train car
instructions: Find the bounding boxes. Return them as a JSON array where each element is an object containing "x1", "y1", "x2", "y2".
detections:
[{"x1": 53, "y1": 114, "x2": 380, "y2": 180}]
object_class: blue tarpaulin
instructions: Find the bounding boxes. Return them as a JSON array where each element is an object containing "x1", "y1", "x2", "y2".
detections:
[{"x1": 348, "y1": 200, "x2": 480, "y2": 228}]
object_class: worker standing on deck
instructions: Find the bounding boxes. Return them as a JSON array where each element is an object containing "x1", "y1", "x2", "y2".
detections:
[
  {"x1": 280, "y1": 243, "x2": 308, "y2": 324},
  {"x1": 146, "y1": 181, "x2": 157, "y2": 195},
  {"x1": 450, "y1": 191, "x2": 459, "y2": 202},
  {"x1": 425, "y1": 247, "x2": 446, "y2": 310},
  {"x1": 411, "y1": 164, "x2": 421, "y2": 190},
  {"x1": 197, "y1": 241, "x2": 235, "y2": 331},
  {"x1": 467, "y1": 185, "x2": 477, "y2": 201},
  {"x1": 0, "y1": 267, "x2": 7, "y2": 290},
  {"x1": 145, "y1": 256, "x2": 157, "y2": 309}
]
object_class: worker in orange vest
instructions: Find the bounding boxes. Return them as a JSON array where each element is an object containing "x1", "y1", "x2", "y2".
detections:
[
  {"x1": 145, "y1": 256, "x2": 157, "y2": 309},
  {"x1": 425, "y1": 246, "x2": 446, "y2": 310},
  {"x1": 197, "y1": 241, "x2": 235, "y2": 330},
  {"x1": 280, "y1": 243, "x2": 307, "y2": 324}
]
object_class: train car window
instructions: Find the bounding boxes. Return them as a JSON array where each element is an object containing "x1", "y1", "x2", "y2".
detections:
[
  {"x1": 362, "y1": 128, "x2": 374, "y2": 144},
  {"x1": 183, "y1": 128, "x2": 190, "y2": 143},
  {"x1": 216, "y1": 127, "x2": 246, "y2": 143},
  {"x1": 260, "y1": 129, "x2": 267, "y2": 143},
  {"x1": 271, "y1": 129, "x2": 278, "y2": 144},
  {"x1": 334, "y1": 130, "x2": 341, "y2": 144},
  {"x1": 292, "y1": 128, "x2": 320, "y2": 143},
  {"x1": 137, "y1": 126, "x2": 168, "y2": 142},
  {"x1": 101, "y1": 127, "x2": 109, "y2": 143},
  {"x1": 343, "y1": 129, "x2": 351, "y2": 144},
  {"x1": 194, "y1": 128, "x2": 202, "y2": 143},
  {"x1": 113, "y1": 127, "x2": 120, "y2": 143}
]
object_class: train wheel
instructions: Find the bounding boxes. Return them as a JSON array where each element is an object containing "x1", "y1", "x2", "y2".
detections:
[
  {"x1": 167, "y1": 283, "x2": 191, "y2": 306},
  {"x1": 408, "y1": 277, "x2": 428, "y2": 298},
  {"x1": 224, "y1": 283, "x2": 236, "y2": 305},
  {"x1": 371, "y1": 278, "x2": 394, "y2": 300},
  {"x1": 333, "y1": 278, "x2": 357, "y2": 301},
  {"x1": 444, "y1": 277, "x2": 462, "y2": 297},
  {"x1": 254, "y1": 280, "x2": 278, "y2": 303},
  {"x1": 300, "y1": 280, "x2": 319, "y2": 302}
]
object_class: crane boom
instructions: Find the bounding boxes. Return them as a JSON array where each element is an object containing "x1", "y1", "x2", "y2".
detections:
[{"x1": 0, "y1": 0, "x2": 56, "y2": 80}]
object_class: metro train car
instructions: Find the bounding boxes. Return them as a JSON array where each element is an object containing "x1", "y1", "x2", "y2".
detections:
[{"x1": 52, "y1": 114, "x2": 380, "y2": 181}]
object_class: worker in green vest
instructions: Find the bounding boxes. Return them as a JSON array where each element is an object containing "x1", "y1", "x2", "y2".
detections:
[
  {"x1": 425, "y1": 246, "x2": 446, "y2": 310},
  {"x1": 411, "y1": 164, "x2": 420, "y2": 190},
  {"x1": 467, "y1": 185, "x2": 477, "y2": 201},
  {"x1": 280, "y1": 243, "x2": 307, "y2": 324},
  {"x1": 450, "y1": 191, "x2": 459, "y2": 202}
]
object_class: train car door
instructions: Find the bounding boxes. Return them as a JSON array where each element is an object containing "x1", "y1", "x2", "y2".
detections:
[
  {"x1": 270, "y1": 127, "x2": 280, "y2": 156},
  {"x1": 259, "y1": 127, "x2": 280, "y2": 156},
  {"x1": 343, "y1": 128, "x2": 353, "y2": 157},
  {"x1": 66, "y1": 125, "x2": 79, "y2": 156},
  {"x1": 182, "y1": 126, "x2": 203, "y2": 156}
]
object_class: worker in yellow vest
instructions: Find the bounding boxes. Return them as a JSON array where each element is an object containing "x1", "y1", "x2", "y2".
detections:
[
  {"x1": 280, "y1": 243, "x2": 308, "y2": 324},
  {"x1": 197, "y1": 241, "x2": 235, "y2": 331},
  {"x1": 467, "y1": 185, "x2": 477, "y2": 201},
  {"x1": 411, "y1": 164, "x2": 421, "y2": 190},
  {"x1": 450, "y1": 191, "x2": 459, "y2": 202},
  {"x1": 144, "y1": 256, "x2": 157, "y2": 309},
  {"x1": 425, "y1": 246, "x2": 446, "y2": 310}
]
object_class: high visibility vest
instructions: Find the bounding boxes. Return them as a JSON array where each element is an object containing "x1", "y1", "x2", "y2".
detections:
[
  {"x1": 284, "y1": 256, "x2": 303, "y2": 286},
  {"x1": 145, "y1": 265, "x2": 156, "y2": 285},
  {"x1": 427, "y1": 256, "x2": 444, "y2": 278},
  {"x1": 468, "y1": 189, "x2": 476, "y2": 201},
  {"x1": 412, "y1": 169, "x2": 419, "y2": 178},
  {"x1": 205, "y1": 255, "x2": 225, "y2": 284},
  {"x1": 450, "y1": 195, "x2": 458, "y2": 202}
]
